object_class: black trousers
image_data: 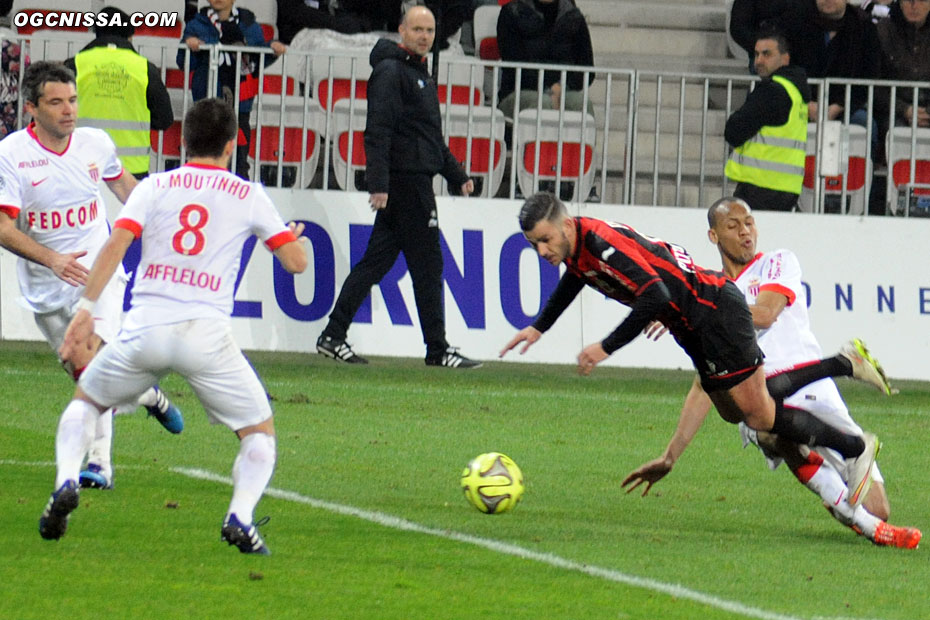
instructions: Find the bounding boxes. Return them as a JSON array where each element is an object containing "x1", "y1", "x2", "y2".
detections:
[
  {"x1": 734, "y1": 182, "x2": 798, "y2": 212},
  {"x1": 323, "y1": 173, "x2": 448, "y2": 359}
]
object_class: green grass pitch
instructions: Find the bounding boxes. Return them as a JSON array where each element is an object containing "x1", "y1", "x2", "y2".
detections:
[{"x1": 1, "y1": 339, "x2": 928, "y2": 619}]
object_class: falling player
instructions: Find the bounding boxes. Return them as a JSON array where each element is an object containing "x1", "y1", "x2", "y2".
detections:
[{"x1": 622, "y1": 197, "x2": 920, "y2": 549}]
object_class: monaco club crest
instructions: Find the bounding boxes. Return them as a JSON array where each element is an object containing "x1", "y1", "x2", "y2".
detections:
[{"x1": 88, "y1": 163, "x2": 99, "y2": 183}]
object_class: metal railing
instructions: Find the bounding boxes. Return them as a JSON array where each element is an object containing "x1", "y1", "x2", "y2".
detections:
[{"x1": 5, "y1": 32, "x2": 930, "y2": 216}]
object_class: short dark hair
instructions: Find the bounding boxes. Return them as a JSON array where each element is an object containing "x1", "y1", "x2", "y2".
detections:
[
  {"x1": 22, "y1": 62, "x2": 76, "y2": 105},
  {"x1": 183, "y1": 98, "x2": 238, "y2": 158},
  {"x1": 707, "y1": 196, "x2": 750, "y2": 228},
  {"x1": 94, "y1": 6, "x2": 135, "y2": 39},
  {"x1": 755, "y1": 24, "x2": 790, "y2": 56},
  {"x1": 518, "y1": 192, "x2": 568, "y2": 232}
]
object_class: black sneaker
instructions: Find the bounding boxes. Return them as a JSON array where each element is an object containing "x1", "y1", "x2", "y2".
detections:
[
  {"x1": 316, "y1": 335, "x2": 368, "y2": 364},
  {"x1": 221, "y1": 513, "x2": 271, "y2": 555},
  {"x1": 425, "y1": 347, "x2": 482, "y2": 369},
  {"x1": 39, "y1": 479, "x2": 79, "y2": 540}
]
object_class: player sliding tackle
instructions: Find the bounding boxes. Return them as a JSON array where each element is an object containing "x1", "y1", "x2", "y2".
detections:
[
  {"x1": 621, "y1": 197, "x2": 919, "y2": 549},
  {"x1": 500, "y1": 193, "x2": 889, "y2": 511},
  {"x1": 39, "y1": 98, "x2": 308, "y2": 554}
]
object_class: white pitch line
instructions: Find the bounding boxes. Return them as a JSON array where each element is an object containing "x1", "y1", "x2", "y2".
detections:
[
  {"x1": 175, "y1": 466, "x2": 802, "y2": 620},
  {"x1": 1, "y1": 459, "x2": 877, "y2": 620}
]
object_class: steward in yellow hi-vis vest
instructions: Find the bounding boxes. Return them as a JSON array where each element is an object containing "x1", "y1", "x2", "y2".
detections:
[
  {"x1": 724, "y1": 30, "x2": 811, "y2": 212},
  {"x1": 65, "y1": 7, "x2": 173, "y2": 178}
]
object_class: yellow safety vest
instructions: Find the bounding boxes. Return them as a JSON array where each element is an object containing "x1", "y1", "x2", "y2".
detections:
[
  {"x1": 75, "y1": 45, "x2": 151, "y2": 175},
  {"x1": 725, "y1": 74, "x2": 807, "y2": 194}
]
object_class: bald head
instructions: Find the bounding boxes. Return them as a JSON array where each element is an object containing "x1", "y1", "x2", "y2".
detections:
[
  {"x1": 402, "y1": 5, "x2": 434, "y2": 26},
  {"x1": 707, "y1": 196, "x2": 752, "y2": 229},
  {"x1": 399, "y1": 6, "x2": 436, "y2": 56}
]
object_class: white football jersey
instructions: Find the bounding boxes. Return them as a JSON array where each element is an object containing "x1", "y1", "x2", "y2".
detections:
[
  {"x1": 0, "y1": 125, "x2": 123, "y2": 312},
  {"x1": 732, "y1": 249, "x2": 822, "y2": 375},
  {"x1": 114, "y1": 163, "x2": 294, "y2": 331}
]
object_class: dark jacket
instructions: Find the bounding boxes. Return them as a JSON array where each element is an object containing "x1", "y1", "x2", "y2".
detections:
[
  {"x1": 777, "y1": 0, "x2": 881, "y2": 111},
  {"x1": 363, "y1": 39, "x2": 468, "y2": 194},
  {"x1": 176, "y1": 7, "x2": 273, "y2": 113},
  {"x1": 496, "y1": 0, "x2": 594, "y2": 102},
  {"x1": 725, "y1": 64, "x2": 811, "y2": 148},
  {"x1": 65, "y1": 35, "x2": 173, "y2": 131},
  {"x1": 275, "y1": 0, "x2": 371, "y2": 44},
  {"x1": 877, "y1": 1, "x2": 930, "y2": 124},
  {"x1": 729, "y1": 0, "x2": 801, "y2": 59}
]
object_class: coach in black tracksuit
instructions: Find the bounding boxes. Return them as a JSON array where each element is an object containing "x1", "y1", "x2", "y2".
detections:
[{"x1": 317, "y1": 6, "x2": 481, "y2": 368}]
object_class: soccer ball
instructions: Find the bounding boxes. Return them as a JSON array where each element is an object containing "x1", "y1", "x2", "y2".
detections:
[{"x1": 461, "y1": 452, "x2": 524, "y2": 514}]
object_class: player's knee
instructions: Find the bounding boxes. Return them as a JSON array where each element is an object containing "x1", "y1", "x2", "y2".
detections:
[{"x1": 241, "y1": 432, "x2": 276, "y2": 466}]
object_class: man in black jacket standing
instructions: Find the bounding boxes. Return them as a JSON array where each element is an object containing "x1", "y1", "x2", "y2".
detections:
[
  {"x1": 724, "y1": 29, "x2": 811, "y2": 211},
  {"x1": 317, "y1": 5, "x2": 481, "y2": 369}
]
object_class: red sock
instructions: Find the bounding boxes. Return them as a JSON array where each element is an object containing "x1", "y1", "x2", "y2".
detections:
[{"x1": 792, "y1": 450, "x2": 824, "y2": 484}]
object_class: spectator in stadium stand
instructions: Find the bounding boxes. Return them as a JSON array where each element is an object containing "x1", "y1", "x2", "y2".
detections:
[
  {"x1": 724, "y1": 28, "x2": 810, "y2": 212},
  {"x1": 275, "y1": 0, "x2": 369, "y2": 44},
  {"x1": 178, "y1": 0, "x2": 287, "y2": 180},
  {"x1": 728, "y1": 0, "x2": 800, "y2": 70},
  {"x1": 496, "y1": 0, "x2": 595, "y2": 119},
  {"x1": 876, "y1": 0, "x2": 930, "y2": 129},
  {"x1": 859, "y1": 0, "x2": 894, "y2": 23},
  {"x1": 0, "y1": 0, "x2": 25, "y2": 140},
  {"x1": 622, "y1": 197, "x2": 921, "y2": 550},
  {"x1": 775, "y1": 0, "x2": 882, "y2": 130},
  {"x1": 64, "y1": 6, "x2": 172, "y2": 179},
  {"x1": 276, "y1": 1, "x2": 467, "y2": 49}
]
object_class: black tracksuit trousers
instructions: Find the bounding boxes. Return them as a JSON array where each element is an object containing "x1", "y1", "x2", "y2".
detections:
[{"x1": 322, "y1": 173, "x2": 449, "y2": 359}]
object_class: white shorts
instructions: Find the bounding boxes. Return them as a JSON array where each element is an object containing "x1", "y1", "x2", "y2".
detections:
[
  {"x1": 34, "y1": 270, "x2": 128, "y2": 355},
  {"x1": 79, "y1": 318, "x2": 272, "y2": 431},
  {"x1": 739, "y1": 377, "x2": 884, "y2": 484}
]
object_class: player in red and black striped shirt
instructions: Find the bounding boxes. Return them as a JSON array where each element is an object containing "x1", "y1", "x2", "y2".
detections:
[{"x1": 500, "y1": 193, "x2": 879, "y2": 508}]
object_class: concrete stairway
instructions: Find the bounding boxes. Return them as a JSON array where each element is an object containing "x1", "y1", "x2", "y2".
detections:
[{"x1": 574, "y1": 0, "x2": 746, "y2": 207}]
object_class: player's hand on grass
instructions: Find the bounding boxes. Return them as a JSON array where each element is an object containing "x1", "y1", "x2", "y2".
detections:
[
  {"x1": 51, "y1": 250, "x2": 89, "y2": 287},
  {"x1": 643, "y1": 320, "x2": 668, "y2": 341},
  {"x1": 499, "y1": 326, "x2": 542, "y2": 357},
  {"x1": 621, "y1": 457, "x2": 673, "y2": 496},
  {"x1": 576, "y1": 342, "x2": 608, "y2": 375},
  {"x1": 59, "y1": 310, "x2": 95, "y2": 363}
]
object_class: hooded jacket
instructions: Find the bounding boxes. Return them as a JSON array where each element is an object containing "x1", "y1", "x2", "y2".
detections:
[{"x1": 363, "y1": 38, "x2": 468, "y2": 194}]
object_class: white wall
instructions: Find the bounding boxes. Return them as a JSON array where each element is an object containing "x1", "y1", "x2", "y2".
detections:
[{"x1": 2, "y1": 188, "x2": 928, "y2": 380}]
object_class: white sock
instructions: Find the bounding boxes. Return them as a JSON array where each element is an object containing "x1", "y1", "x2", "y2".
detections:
[
  {"x1": 804, "y1": 459, "x2": 848, "y2": 510},
  {"x1": 85, "y1": 408, "x2": 114, "y2": 481},
  {"x1": 55, "y1": 400, "x2": 99, "y2": 488},
  {"x1": 228, "y1": 433, "x2": 276, "y2": 525},
  {"x1": 799, "y1": 453, "x2": 881, "y2": 538},
  {"x1": 850, "y1": 505, "x2": 881, "y2": 539},
  {"x1": 136, "y1": 386, "x2": 159, "y2": 409},
  {"x1": 112, "y1": 386, "x2": 160, "y2": 414}
]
